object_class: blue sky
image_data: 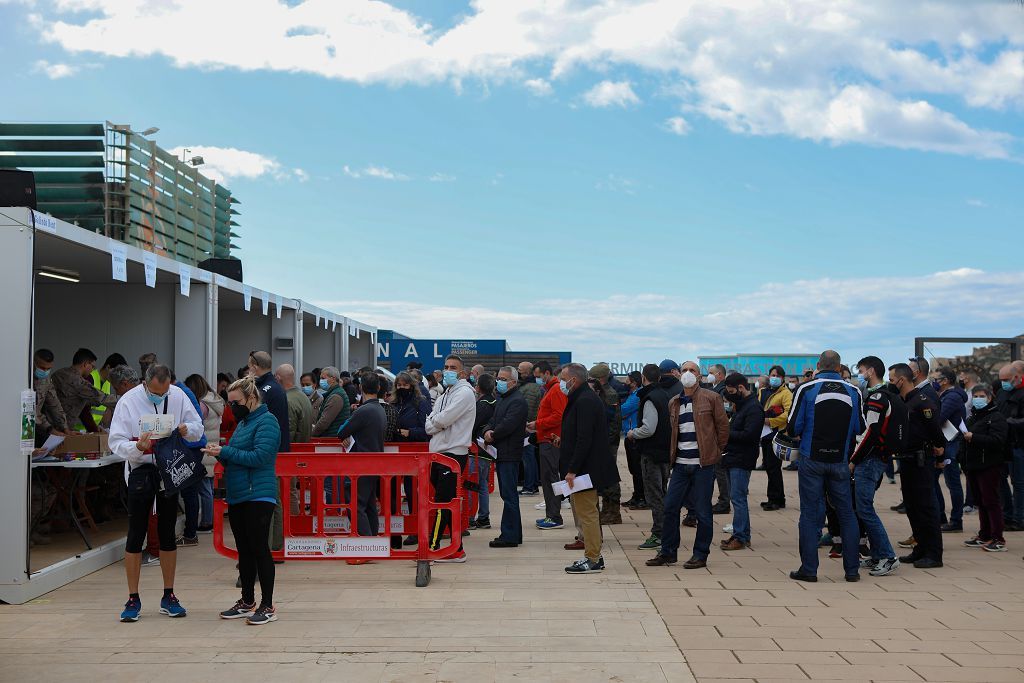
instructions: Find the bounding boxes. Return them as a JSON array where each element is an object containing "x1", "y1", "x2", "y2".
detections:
[{"x1": 2, "y1": 0, "x2": 1023, "y2": 368}]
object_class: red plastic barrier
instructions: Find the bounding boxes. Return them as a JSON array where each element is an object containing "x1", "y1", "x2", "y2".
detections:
[{"x1": 213, "y1": 451, "x2": 463, "y2": 587}]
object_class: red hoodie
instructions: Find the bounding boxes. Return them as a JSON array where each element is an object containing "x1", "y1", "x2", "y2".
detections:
[{"x1": 535, "y1": 376, "x2": 568, "y2": 443}]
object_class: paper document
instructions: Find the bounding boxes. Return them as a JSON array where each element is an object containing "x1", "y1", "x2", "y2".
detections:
[
  {"x1": 958, "y1": 420, "x2": 969, "y2": 434},
  {"x1": 523, "y1": 436, "x2": 531, "y2": 446},
  {"x1": 552, "y1": 473, "x2": 594, "y2": 498},
  {"x1": 140, "y1": 413, "x2": 176, "y2": 439},
  {"x1": 940, "y1": 421, "x2": 960, "y2": 442},
  {"x1": 475, "y1": 437, "x2": 498, "y2": 459},
  {"x1": 341, "y1": 436, "x2": 356, "y2": 453},
  {"x1": 38, "y1": 434, "x2": 65, "y2": 455},
  {"x1": 760, "y1": 425, "x2": 773, "y2": 439}
]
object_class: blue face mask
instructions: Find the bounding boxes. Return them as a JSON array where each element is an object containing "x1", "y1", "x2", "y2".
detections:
[
  {"x1": 468, "y1": 375, "x2": 476, "y2": 386},
  {"x1": 34, "y1": 367, "x2": 50, "y2": 380},
  {"x1": 931, "y1": 380, "x2": 942, "y2": 393},
  {"x1": 302, "y1": 385, "x2": 314, "y2": 396},
  {"x1": 319, "y1": 379, "x2": 330, "y2": 391},
  {"x1": 559, "y1": 379, "x2": 570, "y2": 395},
  {"x1": 443, "y1": 370, "x2": 458, "y2": 387},
  {"x1": 146, "y1": 391, "x2": 166, "y2": 405},
  {"x1": 536, "y1": 377, "x2": 544, "y2": 385},
  {"x1": 972, "y1": 397, "x2": 989, "y2": 410},
  {"x1": 496, "y1": 380, "x2": 509, "y2": 395},
  {"x1": 1003, "y1": 380, "x2": 1015, "y2": 392},
  {"x1": 769, "y1": 376, "x2": 782, "y2": 389},
  {"x1": 854, "y1": 374, "x2": 867, "y2": 388}
]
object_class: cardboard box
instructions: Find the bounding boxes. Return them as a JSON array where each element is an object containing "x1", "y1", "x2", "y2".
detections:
[{"x1": 52, "y1": 433, "x2": 110, "y2": 456}]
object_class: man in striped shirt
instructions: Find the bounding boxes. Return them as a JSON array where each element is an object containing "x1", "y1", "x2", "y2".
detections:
[{"x1": 646, "y1": 361, "x2": 730, "y2": 570}]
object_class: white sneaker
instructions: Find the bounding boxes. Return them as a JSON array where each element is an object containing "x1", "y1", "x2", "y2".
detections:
[
  {"x1": 561, "y1": 500, "x2": 571, "y2": 509},
  {"x1": 534, "y1": 501, "x2": 547, "y2": 510},
  {"x1": 722, "y1": 523, "x2": 734, "y2": 534}
]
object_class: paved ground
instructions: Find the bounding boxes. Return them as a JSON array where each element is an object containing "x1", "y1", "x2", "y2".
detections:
[{"x1": 3, "y1": 460, "x2": 1024, "y2": 682}]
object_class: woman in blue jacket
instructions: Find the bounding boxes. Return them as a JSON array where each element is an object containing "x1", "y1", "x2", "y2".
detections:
[{"x1": 202, "y1": 376, "x2": 281, "y2": 625}]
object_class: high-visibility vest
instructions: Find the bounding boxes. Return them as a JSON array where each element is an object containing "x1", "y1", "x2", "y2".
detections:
[{"x1": 90, "y1": 369, "x2": 111, "y2": 424}]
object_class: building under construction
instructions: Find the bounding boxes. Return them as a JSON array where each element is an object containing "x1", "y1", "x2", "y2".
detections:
[{"x1": 0, "y1": 121, "x2": 239, "y2": 266}]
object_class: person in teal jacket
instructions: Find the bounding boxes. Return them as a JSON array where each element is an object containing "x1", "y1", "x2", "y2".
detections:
[{"x1": 202, "y1": 376, "x2": 281, "y2": 626}]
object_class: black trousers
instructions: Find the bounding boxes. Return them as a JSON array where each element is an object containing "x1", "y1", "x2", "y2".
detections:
[
  {"x1": 430, "y1": 452, "x2": 468, "y2": 551},
  {"x1": 899, "y1": 456, "x2": 943, "y2": 561},
  {"x1": 761, "y1": 435, "x2": 785, "y2": 505},
  {"x1": 229, "y1": 500, "x2": 276, "y2": 607},
  {"x1": 625, "y1": 438, "x2": 645, "y2": 501},
  {"x1": 126, "y1": 486, "x2": 178, "y2": 554}
]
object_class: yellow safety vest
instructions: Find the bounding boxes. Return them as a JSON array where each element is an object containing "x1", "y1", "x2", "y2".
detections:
[{"x1": 90, "y1": 369, "x2": 111, "y2": 424}]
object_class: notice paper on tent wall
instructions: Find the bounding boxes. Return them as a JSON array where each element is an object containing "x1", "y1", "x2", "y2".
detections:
[
  {"x1": 20, "y1": 389, "x2": 36, "y2": 455},
  {"x1": 315, "y1": 312, "x2": 321, "y2": 327},
  {"x1": 275, "y1": 295, "x2": 283, "y2": 318},
  {"x1": 111, "y1": 245, "x2": 127, "y2": 282},
  {"x1": 179, "y1": 264, "x2": 191, "y2": 296},
  {"x1": 242, "y1": 285, "x2": 252, "y2": 311},
  {"x1": 143, "y1": 252, "x2": 157, "y2": 288},
  {"x1": 261, "y1": 290, "x2": 269, "y2": 315}
]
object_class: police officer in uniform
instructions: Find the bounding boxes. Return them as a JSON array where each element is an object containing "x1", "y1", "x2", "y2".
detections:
[{"x1": 888, "y1": 362, "x2": 947, "y2": 568}]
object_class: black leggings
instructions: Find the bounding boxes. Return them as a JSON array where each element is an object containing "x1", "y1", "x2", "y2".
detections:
[
  {"x1": 126, "y1": 489, "x2": 179, "y2": 553},
  {"x1": 229, "y1": 501, "x2": 276, "y2": 607}
]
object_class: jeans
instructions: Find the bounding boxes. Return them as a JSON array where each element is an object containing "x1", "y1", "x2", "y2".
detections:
[
  {"x1": 728, "y1": 467, "x2": 752, "y2": 543},
  {"x1": 660, "y1": 464, "x2": 715, "y2": 561},
  {"x1": 181, "y1": 480, "x2": 201, "y2": 538},
  {"x1": 854, "y1": 457, "x2": 895, "y2": 560},
  {"x1": 496, "y1": 461, "x2": 522, "y2": 543},
  {"x1": 198, "y1": 477, "x2": 214, "y2": 527},
  {"x1": 521, "y1": 443, "x2": 539, "y2": 491},
  {"x1": 469, "y1": 456, "x2": 491, "y2": 520},
  {"x1": 538, "y1": 442, "x2": 563, "y2": 523},
  {"x1": 933, "y1": 439, "x2": 964, "y2": 526},
  {"x1": 797, "y1": 459, "x2": 860, "y2": 576},
  {"x1": 1004, "y1": 448, "x2": 1024, "y2": 524},
  {"x1": 641, "y1": 453, "x2": 670, "y2": 535}
]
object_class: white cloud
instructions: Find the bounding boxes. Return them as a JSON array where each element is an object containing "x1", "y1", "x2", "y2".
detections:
[
  {"x1": 665, "y1": 116, "x2": 690, "y2": 136},
  {"x1": 169, "y1": 145, "x2": 290, "y2": 184},
  {"x1": 595, "y1": 174, "x2": 636, "y2": 195},
  {"x1": 428, "y1": 172, "x2": 456, "y2": 182},
  {"x1": 583, "y1": 80, "x2": 639, "y2": 108},
  {"x1": 315, "y1": 268, "x2": 1024, "y2": 367},
  {"x1": 523, "y1": 77, "x2": 552, "y2": 96},
  {"x1": 33, "y1": 59, "x2": 78, "y2": 79},
  {"x1": 293, "y1": 168, "x2": 310, "y2": 182},
  {"x1": 32, "y1": 0, "x2": 1024, "y2": 159},
  {"x1": 966, "y1": 198, "x2": 987, "y2": 207},
  {"x1": 344, "y1": 164, "x2": 410, "y2": 180}
]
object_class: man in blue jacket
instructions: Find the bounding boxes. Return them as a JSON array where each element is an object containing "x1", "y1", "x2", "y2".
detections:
[
  {"x1": 787, "y1": 350, "x2": 865, "y2": 583},
  {"x1": 932, "y1": 367, "x2": 967, "y2": 532}
]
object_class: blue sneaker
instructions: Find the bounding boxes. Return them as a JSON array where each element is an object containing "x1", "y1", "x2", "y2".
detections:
[
  {"x1": 536, "y1": 518, "x2": 564, "y2": 530},
  {"x1": 159, "y1": 594, "x2": 187, "y2": 618},
  {"x1": 120, "y1": 596, "x2": 141, "y2": 622}
]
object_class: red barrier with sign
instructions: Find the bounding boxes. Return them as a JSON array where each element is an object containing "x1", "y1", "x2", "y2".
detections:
[{"x1": 212, "y1": 451, "x2": 463, "y2": 587}]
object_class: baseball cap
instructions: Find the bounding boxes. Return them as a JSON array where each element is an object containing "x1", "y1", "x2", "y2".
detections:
[
  {"x1": 588, "y1": 363, "x2": 611, "y2": 380},
  {"x1": 658, "y1": 359, "x2": 680, "y2": 373}
]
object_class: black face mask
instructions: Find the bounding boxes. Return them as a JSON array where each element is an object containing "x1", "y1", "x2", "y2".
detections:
[
  {"x1": 230, "y1": 401, "x2": 251, "y2": 422},
  {"x1": 397, "y1": 388, "x2": 413, "y2": 400}
]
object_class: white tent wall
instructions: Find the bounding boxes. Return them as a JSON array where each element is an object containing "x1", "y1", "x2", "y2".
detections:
[
  {"x1": 35, "y1": 283, "x2": 177, "y2": 375},
  {"x1": 0, "y1": 207, "x2": 376, "y2": 603}
]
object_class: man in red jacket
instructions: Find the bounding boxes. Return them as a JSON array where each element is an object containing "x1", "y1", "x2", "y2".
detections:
[{"x1": 530, "y1": 361, "x2": 568, "y2": 531}]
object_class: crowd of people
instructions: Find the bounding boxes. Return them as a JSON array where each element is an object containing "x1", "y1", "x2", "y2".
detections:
[{"x1": 27, "y1": 345, "x2": 1024, "y2": 623}]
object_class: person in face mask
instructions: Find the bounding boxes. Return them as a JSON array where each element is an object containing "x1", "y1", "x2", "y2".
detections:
[
  {"x1": 482, "y1": 367, "x2": 528, "y2": 547},
  {"x1": 720, "y1": 374, "x2": 765, "y2": 551},
  {"x1": 299, "y1": 372, "x2": 321, "y2": 410},
  {"x1": 929, "y1": 368, "x2": 968, "y2": 532},
  {"x1": 703, "y1": 363, "x2": 731, "y2": 516},
  {"x1": 392, "y1": 371, "x2": 430, "y2": 442},
  {"x1": 963, "y1": 385, "x2": 1009, "y2": 552},
  {"x1": 759, "y1": 365, "x2": 792, "y2": 511},
  {"x1": 32, "y1": 348, "x2": 70, "y2": 443},
  {"x1": 203, "y1": 376, "x2": 281, "y2": 625},
  {"x1": 108, "y1": 364, "x2": 204, "y2": 623},
  {"x1": 996, "y1": 361, "x2": 1024, "y2": 531},
  {"x1": 516, "y1": 361, "x2": 543, "y2": 496},
  {"x1": 310, "y1": 366, "x2": 351, "y2": 437}
]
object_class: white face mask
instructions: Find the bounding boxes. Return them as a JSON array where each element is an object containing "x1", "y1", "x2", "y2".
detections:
[
  {"x1": 681, "y1": 371, "x2": 698, "y2": 388},
  {"x1": 706, "y1": 373, "x2": 716, "y2": 385},
  {"x1": 787, "y1": 382, "x2": 797, "y2": 390}
]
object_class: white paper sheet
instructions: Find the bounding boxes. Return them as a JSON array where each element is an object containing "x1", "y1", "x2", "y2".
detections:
[
  {"x1": 760, "y1": 425, "x2": 773, "y2": 439},
  {"x1": 142, "y1": 252, "x2": 157, "y2": 287},
  {"x1": 552, "y1": 473, "x2": 594, "y2": 498},
  {"x1": 110, "y1": 244, "x2": 127, "y2": 282},
  {"x1": 941, "y1": 420, "x2": 960, "y2": 441},
  {"x1": 178, "y1": 264, "x2": 191, "y2": 296},
  {"x1": 38, "y1": 434, "x2": 65, "y2": 455},
  {"x1": 958, "y1": 420, "x2": 969, "y2": 434},
  {"x1": 475, "y1": 437, "x2": 498, "y2": 459}
]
